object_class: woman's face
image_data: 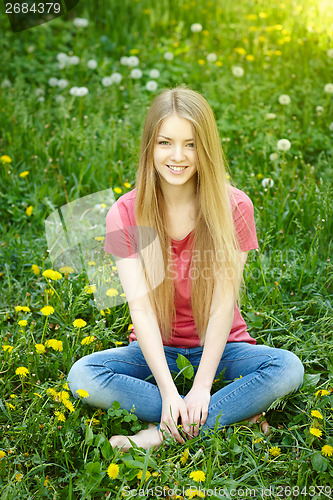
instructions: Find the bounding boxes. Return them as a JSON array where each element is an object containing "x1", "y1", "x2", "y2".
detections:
[{"x1": 153, "y1": 114, "x2": 197, "y2": 191}]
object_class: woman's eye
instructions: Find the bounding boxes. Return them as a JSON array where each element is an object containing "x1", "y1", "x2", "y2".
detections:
[
  {"x1": 158, "y1": 141, "x2": 169, "y2": 145},
  {"x1": 187, "y1": 143, "x2": 194, "y2": 148}
]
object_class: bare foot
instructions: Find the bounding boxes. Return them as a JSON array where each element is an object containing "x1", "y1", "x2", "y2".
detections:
[
  {"x1": 246, "y1": 413, "x2": 271, "y2": 435},
  {"x1": 109, "y1": 424, "x2": 163, "y2": 452}
]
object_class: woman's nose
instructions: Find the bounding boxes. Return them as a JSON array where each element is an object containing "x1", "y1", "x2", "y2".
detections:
[{"x1": 170, "y1": 146, "x2": 185, "y2": 162}]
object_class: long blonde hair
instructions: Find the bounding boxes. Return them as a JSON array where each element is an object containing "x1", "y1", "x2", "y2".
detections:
[{"x1": 134, "y1": 86, "x2": 242, "y2": 343}]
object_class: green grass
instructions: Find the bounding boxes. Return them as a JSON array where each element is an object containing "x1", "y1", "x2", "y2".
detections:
[{"x1": 0, "y1": 0, "x2": 333, "y2": 498}]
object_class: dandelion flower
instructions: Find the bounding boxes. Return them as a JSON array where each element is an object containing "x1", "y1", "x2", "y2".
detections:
[
  {"x1": 1, "y1": 79, "x2": 12, "y2": 88},
  {"x1": 81, "y1": 336, "x2": 95, "y2": 345},
  {"x1": 59, "y1": 266, "x2": 74, "y2": 274},
  {"x1": 321, "y1": 445, "x2": 333, "y2": 457},
  {"x1": 270, "y1": 153, "x2": 278, "y2": 161},
  {"x1": 0, "y1": 451, "x2": 6, "y2": 460},
  {"x1": 48, "y1": 77, "x2": 59, "y2": 87},
  {"x1": 87, "y1": 59, "x2": 97, "y2": 69},
  {"x1": 15, "y1": 366, "x2": 29, "y2": 377},
  {"x1": 315, "y1": 389, "x2": 330, "y2": 397},
  {"x1": 94, "y1": 236, "x2": 105, "y2": 241},
  {"x1": 130, "y1": 68, "x2": 143, "y2": 79},
  {"x1": 277, "y1": 138, "x2": 291, "y2": 151},
  {"x1": 2, "y1": 345, "x2": 14, "y2": 353},
  {"x1": 57, "y1": 52, "x2": 68, "y2": 64},
  {"x1": 327, "y1": 49, "x2": 333, "y2": 58},
  {"x1": 164, "y1": 51, "x2": 174, "y2": 61},
  {"x1": 246, "y1": 54, "x2": 255, "y2": 61},
  {"x1": 18, "y1": 320, "x2": 27, "y2": 327},
  {"x1": 316, "y1": 105, "x2": 324, "y2": 114},
  {"x1": 180, "y1": 448, "x2": 189, "y2": 465},
  {"x1": 43, "y1": 269, "x2": 62, "y2": 280},
  {"x1": 136, "y1": 469, "x2": 151, "y2": 481},
  {"x1": 185, "y1": 488, "x2": 205, "y2": 498},
  {"x1": 107, "y1": 463, "x2": 120, "y2": 479},
  {"x1": 269, "y1": 446, "x2": 281, "y2": 457},
  {"x1": 127, "y1": 56, "x2": 140, "y2": 67},
  {"x1": 106, "y1": 288, "x2": 119, "y2": 297},
  {"x1": 191, "y1": 23, "x2": 203, "y2": 33},
  {"x1": 15, "y1": 474, "x2": 23, "y2": 482},
  {"x1": 76, "y1": 389, "x2": 89, "y2": 398},
  {"x1": 324, "y1": 83, "x2": 333, "y2": 94},
  {"x1": 25, "y1": 206, "x2": 33, "y2": 216},
  {"x1": 19, "y1": 171, "x2": 29, "y2": 178},
  {"x1": 234, "y1": 47, "x2": 247, "y2": 55},
  {"x1": 113, "y1": 187, "x2": 122, "y2": 194},
  {"x1": 40, "y1": 305, "x2": 55, "y2": 316},
  {"x1": 310, "y1": 427, "x2": 322, "y2": 437},
  {"x1": 31, "y1": 264, "x2": 40, "y2": 275},
  {"x1": 265, "y1": 113, "x2": 276, "y2": 120},
  {"x1": 189, "y1": 470, "x2": 206, "y2": 482},
  {"x1": 146, "y1": 81, "x2": 158, "y2": 91},
  {"x1": 110, "y1": 72, "x2": 122, "y2": 84},
  {"x1": 232, "y1": 66, "x2": 244, "y2": 77},
  {"x1": 69, "y1": 86, "x2": 88, "y2": 96},
  {"x1": 101, "y1": 77, "x2": 113, "y2": 87},
  {"x1": 120, "y1": 56, "x2": 129, "y2": 65},
  {"x1": 73, "y1": 17, "x2": 89, "y2": 28},
  {"x1": 63, "y1": 399, "x2": 75, "y2": 413},
  {"x1": 149, "y1": 69, "x2": 160, "y2": 78},
  {"x1": 311, "y1": 410, "x2": 324, "y2": 419},
  {"x1": 85, "y1": 285, "x2": 96, "y2": 294},
  {"x1": 206, "y1": 53, "x2": 217, "y2": 62},
  {"x1": 262, "y1": 177, "x2": 274, "y2": 188},
  {"x1": 55, "y1": 411, "x2": 66, "y2": 422},
  {"x1": 35, "y1": 344, "x2": 45, "y2": 354},
  {"x1": 1, "y1": 155, "x2": 12, "y2": 164},
  {"x1": 124, "y1": 182, "x2": 131, "y2": 188},
  {"x1": 329, "y1": 122, "x2": 333, "y2": 132},
  {"x1": 278, "y1": 94, "x2": 291, "y2": 105},
  {"x1": 45, "y1": 339, "x2": 63, "y2": 351},
  {"x1": 73, "y1": 318, "x2": 87, "y2": 328},
  {"x1": 57, "y1": 391, "x2": 70, "y2": 403}
]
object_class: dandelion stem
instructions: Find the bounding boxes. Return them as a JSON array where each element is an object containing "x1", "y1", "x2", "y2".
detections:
[{"x1": 297, "y1": 227, "x2": 320, "y2": 294}]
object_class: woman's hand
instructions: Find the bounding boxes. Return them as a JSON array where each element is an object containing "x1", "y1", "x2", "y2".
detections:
[
  {"x1": 159, "y1": 392, "x2": 190, "y2": 444},
  {"x1": 183, "y1": 386, "x2": 211, "y2": 438}
]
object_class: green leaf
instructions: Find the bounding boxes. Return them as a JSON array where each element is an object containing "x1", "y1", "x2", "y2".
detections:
[
  {"x1": 176, "y1": 354, "x2": 194, "y2": 379},
  {"x1": 311, "y1": 451, "x2": 327, "y2": 472},
  {"x1": 302, "y1": 373, "x2": 321, "y2": 389},
  {"x1": 94, "y1": 433, "x2": 106, "y2": 448},
  {"x1": 101, "y1": 439, "x2": 112, "y2": 460},
  {"x1": 85, "y1": 425, "x2": 94, "y2": 446}
]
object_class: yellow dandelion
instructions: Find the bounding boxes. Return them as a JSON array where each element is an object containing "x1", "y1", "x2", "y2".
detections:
[
  {"x1": 1, "y1": 155, "x2": 12, "y2": 164},
  {"x1": 63, "y1": 399, "x2": 75, "y2": 413},
  {"x1": 25, "y1": 205, "x2": 33, "y2": 216},
  {"x1": 33, "y1": 393, "x2": 42, "y2": 398},
  {"x1": 269, "y1": 446, "x2": 281, "y2": 457},
  {"x1": 15, "y1": 305, "x2": 31, "y2": 313},
  {"x1": 10, "y1": 394, "x2": 16, "y2": 399},
  {"x1": 88, "y1": 261, "x2": 96, "y2": 266},
  {"x1": 45, "y1": 339, "x2": 63, "y2": 351},
  {"x1": 252, "y1": 437, "x2": 264, "y2": 444},
  {"x1": 321, "y1": 445, "x2": 333, "y2": 457},
  {"x1": 310, "y1": 427, "x2": 322, "y2": 438},
  {"x1": 42, "y1": 269, "x2": 62, "y2": 280},
  {"x1": 245, "y1": 14, "x2": 257, "y2": 20},
  {"x1": 234, "y1": 47, "x2": 247, "y2": 55},
  {"x1": 107, "y1": 462, "x2": 120, "y2": 479},
  {"x1": 311, "y1": 409, "x2": 324, "y2": 419},
  {"x1": 58, "y1": 266, "x2": 75, "y2": 274},
  {"x1": 2, "y1": 345, "x2": 14, "y2": 353},
  {"x1": 6, "y1": 403, "x2": 15, "y2": 410},
  {"x1": 115, "y1": 341, "x2": 123, "y2": 346},
  {"x1": 55, "y1": 411, "x2": 66, "y2": 422},
  {"x1": 18, "y1": 319, "x2": 28, "y2": 327},
  {"x1": 106, "y1": 288, "x2": 119, "y2": 297},
  {"x1": 76, "y1": 389, "x2": 89, "y2": 398},
  {"x1": 15, "y1": 473, "x2": 23, "y2": 482},
  {"x1": 152, "y1": 472, "x2": 160, "y2": 477},
  {"x1": 124, "y1": 182, "x2": 131, "y2": 188},
  {"x1": 35, "y1": 344, "x2": 45, "y2": 354},
  {"x1": 185, "y1": 488, "x2": 205, "y2": 498},
  {"x1": 246, "y1": 54, "x2": 255, "y2": 61},
  {"x1": 63, "y1": 382, "x2": 69, "y2": 390},
  {"x1": 94, "y1": 236, "x2": 105, "y2": 241},
  {"x1": 315, "y1": 389, "x2": 330, "y2": 397},
  {"x1": 56, "y1": 390, "x2": 70, "y2": 403},
  {"x1": 73, "y1": 318, "x2": 87, "y2": 328},
  {"x1": 136, "y1": 469, "x2": 151, "y2": 481},
  {"x1": 114, "y1": 187, "x2": 122, "y2": 194},
  {"x1": 274, "y1": 50, "x2": 282, "y2": 56},
  {"x1": 85, "y1": 417, "x2": 100, "y2": 425},
  {"x1": 180, "y1": 448, "x2": 189, "y2": 465},
  {"x1": 198, "y1": 59, "x2": 205, "y2": 65},
  {"x1": 15, "y1": 366, "x2": 29, "y2": 377},
  {"x1": 189, "y1": 470, "x2": 206, "y2": 483},
  {"x1": 0, "y1": 450, "x2": 6, "y2": 460},
  {"x1": 81, "y1": 336, "x2": 95, "y2": 345},
  {"x1": 45, "y1": 288, "x2": 54, "y2": 296},
  {"x1": 47, "y1": 388, "x2": 58, "y2": 400},
  {"x1": 127, "y1": 324, "x2": 133, "y2": 330},
  {"x1": 215, "y1": 61, "x2": 223, "y2": 67},
  {"x1": 84, "y1": 285, "x2": 96, "y2": 294},
  {"x1": 31, "y1": 264, "x2": 40, "y2": 275},
  {"x1": 259, "y1": 12, "x2": 268, "y2": 18},
  {"x1": 19, "y1": 171, "x2": 29, "y2": 178},
  {"x1": 40, "y1": 305, "x2": 55, "y2": 316}
]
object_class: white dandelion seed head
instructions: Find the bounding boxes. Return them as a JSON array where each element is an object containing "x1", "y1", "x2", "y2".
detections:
[
  {"x1": 316, "y1": 105, "x2": 324, "y2": 114},
  {"x1": 57, "y1": 79, "x2": 68, "y2": 89},
  {"x1": 55, "y1": 95, "x2": 65, "y2": 104},
  {"x1": 232, "y1": 66, "x2": 244, "y2": 77},
  {"x1": 120, "y1": 56, "x2": 130, "y2": 66},
  {"x1": 191, "y1": 23, "x2": 203, "y2": 33},
  {"x1": 262, "y1": 177, "x2": 274, "y2": 188},
  {"x1": 58, "y1": 62, "x2": 66, "y2": 70},
  {"x1": 130, "y1": 68, "x2": 143, "y2": 79},
  {"x1": 278, "y1": 94, "x2": 291, "y2": 105},
  {"x1": 101, "y1": 77, "x2": 113, "y2": 87},
  {"x1": 265, "y1": 113, "x2": 276, "y2": 120},
  {"x1": 57, "y1": 53, "x2": 68, "y2": 64},
  {"x1": 207, "y1": 53, "x2": 217, "y2": 62},
  {"x1": 327, "y1": 49, "x2": 333, "y2": 58},
  {"x1": 329, "y1": 122, "x2": 333, "y2": 131},
  {"x1": 324, "y1": 83, "x2": 333, "y2": 94},
  {"x1": 73, "y1": 17, "x2": 89, "y2": 28},
  {"x1": 70, "y1": 86, "x2": 89, "y2": 97},
  {"x1": 149, "y1": 69, "x2": 160, "y2": 79},
  {"x1": 35, "y1": 88, "x2": 45, "y2": 96},
  {"x1": 269, "y1": 153, "x2": 278, "y2": 162},
  {"x1": 27, "y1": 45, "x2": 35, "y2": 53},
  {"x1": 87, "y1": 59, "x2": 98, "y2": 69},
  {"x1": 277, "y1": 138, "x2": 291, "y2": 151},
  {"x1": 146, "y1": 80, "x2": 158, "y2": 91},
  {"x1": 68, "y1": 56, "x2": 80, "y2": 66},
  {"x1": 127, "y1": 56, "x2": 140, "y2": 67},
  {"x1": 110, "y1": 72, "x2": 122, "y2": 84},
  {"x1": 164, "y1": 51, "x2": 174, "y2": 61},
  {"x1": 48, "y1": 77, "x2": 59, "y2": 87},
  {"x1": 37, "y1": 96, "x2": 45, "y2": 102},
  {"x1": 1, "y1": 79, "x2": 12, "y2": 88}
]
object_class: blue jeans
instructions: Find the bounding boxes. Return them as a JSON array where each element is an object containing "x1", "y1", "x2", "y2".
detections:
[{"x1": 67, "y1": 341, "x2": 304, "y2": 432}]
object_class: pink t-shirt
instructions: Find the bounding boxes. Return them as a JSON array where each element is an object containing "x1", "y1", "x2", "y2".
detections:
[{"x1": 104, "y1": 186, "x2": 258, "y2": 347}]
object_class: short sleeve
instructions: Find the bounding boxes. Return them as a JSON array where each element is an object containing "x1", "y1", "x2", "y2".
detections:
[
  {"x1": 104, "y1": 201, "x2": 139, "y2": 258},
  {"x1": 231, "y1": 189, "x2": 259, "y2": 252}
]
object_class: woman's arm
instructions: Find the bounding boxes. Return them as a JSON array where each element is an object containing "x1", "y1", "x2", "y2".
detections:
[
  {"x1": 183, "y1": 251, "x2": 248, "y2": 437},
  {"x1": 114, "y1": 255, "x2": 189, "y2": 443}
]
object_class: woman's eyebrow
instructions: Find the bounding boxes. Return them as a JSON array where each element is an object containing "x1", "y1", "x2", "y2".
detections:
[{"x1": 157, "y1": 135, "x2": 194, "y2": 141}]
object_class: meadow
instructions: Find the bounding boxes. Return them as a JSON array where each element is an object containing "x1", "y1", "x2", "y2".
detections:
[{"x1": 0, "y1": 0, "x2": 332, "y2": 498}]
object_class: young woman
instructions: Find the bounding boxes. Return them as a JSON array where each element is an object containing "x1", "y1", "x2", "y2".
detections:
[{"x1": 68, "y1": 87, "x2": 304, "y2": 451}]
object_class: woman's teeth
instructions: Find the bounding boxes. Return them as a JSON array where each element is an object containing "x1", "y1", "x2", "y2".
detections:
[{"x1": 167, "y1": 165, "x2": 187, "y2": 171}]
